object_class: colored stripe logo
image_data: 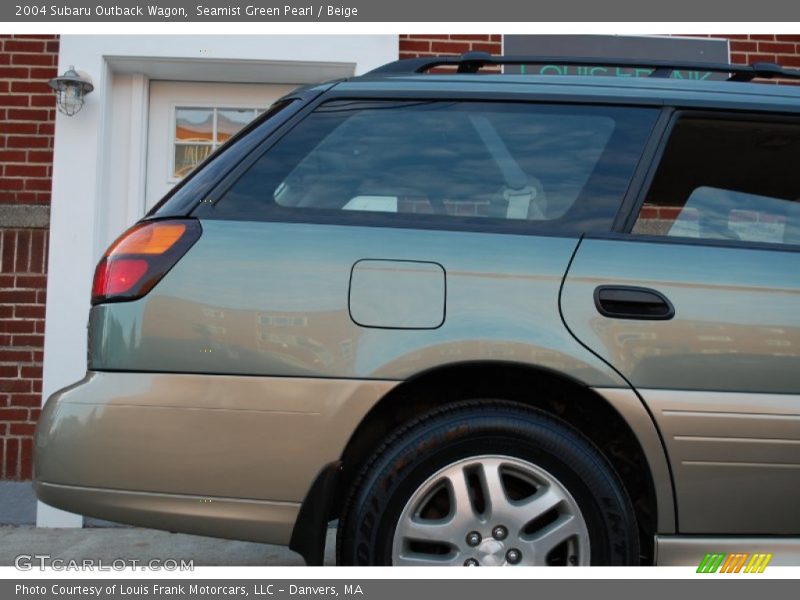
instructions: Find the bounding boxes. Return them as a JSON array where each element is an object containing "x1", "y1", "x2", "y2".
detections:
[{"x1": 696, "y1": 552, "x2": 773, "y2": 573}]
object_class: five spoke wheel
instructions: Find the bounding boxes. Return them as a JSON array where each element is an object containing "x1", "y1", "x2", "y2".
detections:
[
  {"x1": 336, "y1": 401, "x2": 640, "y2": 566},
  {"x1": 391, "y1": 456, "x2": 590, "y2": 566}
]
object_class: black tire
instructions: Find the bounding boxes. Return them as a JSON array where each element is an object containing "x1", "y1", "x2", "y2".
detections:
[{"x1": 336, "y1": 400, "x2": 639, "y2": 566}]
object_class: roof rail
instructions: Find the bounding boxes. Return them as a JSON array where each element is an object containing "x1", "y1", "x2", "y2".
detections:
[{"x1": 368, "y1": 52, "x2": 800, "y2": 82}]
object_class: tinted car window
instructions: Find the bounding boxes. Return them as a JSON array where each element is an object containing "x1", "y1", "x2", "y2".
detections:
[
  {"x1": 633, "y1": 117, "x2": 800, "y2": 246},
  {"x1": 198, "y1": 100, "x2": 658, "y2": 234}
]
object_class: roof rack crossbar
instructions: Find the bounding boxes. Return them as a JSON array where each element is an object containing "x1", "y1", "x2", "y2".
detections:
[{"x1": 369, "y1": 52, "x2": 800, "y2": 82}]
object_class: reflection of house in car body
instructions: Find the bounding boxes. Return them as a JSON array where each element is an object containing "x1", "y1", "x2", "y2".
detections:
[
  {"x1": 2, "y1": 33, "x2": 799, "y2": 529},
  {"x1": 133, "y1": 299, "x2": 582, "y2": 380},
  {"x1": 138, "y1": 298, "x2": 358, "y2": 375}
]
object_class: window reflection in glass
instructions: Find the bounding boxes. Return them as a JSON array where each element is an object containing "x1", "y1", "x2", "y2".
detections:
[
  {"x1": 217, "y1": 109, "x2": 254, "y2": 143},
  {"x1": 173, "y1": 107, "x2": 259, "y2": 179},
  {"x1": 174, "y1": 145, "x2": 214, "y2": 179},
  {"x1": 175, "y1": 108, "x2": 214, "y2": 142}
]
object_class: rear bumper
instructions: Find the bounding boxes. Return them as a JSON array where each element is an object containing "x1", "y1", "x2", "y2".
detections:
[
  {"x1": 34, "y1": 481, "x2": 300, "y2": 544},
  {"x1": 34, "y1": 371, "x2": 396, "y2": 545}
]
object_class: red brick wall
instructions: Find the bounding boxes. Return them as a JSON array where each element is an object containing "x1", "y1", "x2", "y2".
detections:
[
  {"x1": 688, "y1": 34, "x2": 800, "y2": 67},
  {"x1": 0, "y1": 35, "x2": 58, "y2": 204},
  {"x1": 0, "y1": 34, "x2": 57, "y2": 480},
  {"x1": 0, "y1": 231, "x2": 47, "y2": 480},
  {"x1": 399, "y1": 34, "x2": 502, "y2": 59}
]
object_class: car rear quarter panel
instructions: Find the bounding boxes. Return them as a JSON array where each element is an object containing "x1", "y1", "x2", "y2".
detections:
[
  {"x1": 35, "y1": 371, "x2": 395, "y2": 503},
  {"x1": 90, "y1": 221, "x2": 627, "y2": 387}
]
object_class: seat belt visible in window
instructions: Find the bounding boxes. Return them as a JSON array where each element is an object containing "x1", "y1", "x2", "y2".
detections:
[{"x1": 468, "y1": 115, "x2": 543, "y2": 219}]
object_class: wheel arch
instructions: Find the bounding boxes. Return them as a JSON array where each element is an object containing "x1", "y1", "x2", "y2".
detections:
[{"x1": 335, "y1": 360, "x2": 673, "y2": 564}]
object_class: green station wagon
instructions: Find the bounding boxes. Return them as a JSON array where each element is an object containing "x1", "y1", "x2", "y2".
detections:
[{"x1": 35, "y1": 54, "x2": 800, "y2": 566}]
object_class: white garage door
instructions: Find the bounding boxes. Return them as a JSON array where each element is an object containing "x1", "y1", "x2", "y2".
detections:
[{"x1": 145, "y1": 81, "x2": 297, "y2": 209}]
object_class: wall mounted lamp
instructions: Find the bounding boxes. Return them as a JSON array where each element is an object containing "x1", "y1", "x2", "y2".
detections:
[{"x1": 48, "y1": 66, "x2": 94, "y2": 116}]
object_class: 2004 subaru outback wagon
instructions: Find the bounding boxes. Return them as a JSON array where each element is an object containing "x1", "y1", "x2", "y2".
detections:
[{"x1": 35, "y1": 54, "x2": 800, "y2": 566}]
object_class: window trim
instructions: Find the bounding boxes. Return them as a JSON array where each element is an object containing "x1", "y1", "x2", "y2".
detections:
[
  {"x1": 585, "y1": 230, "x2": 800, "y2": 254},
  {"x1": 618, "y1": 108, "x2": 800, "y2": 252},
  {"x1": 193, "y1": 95, "x2": 664, "y2": 238},
  {"x1": 611, "y1": 107, "x2": 674, "y2": 233}
]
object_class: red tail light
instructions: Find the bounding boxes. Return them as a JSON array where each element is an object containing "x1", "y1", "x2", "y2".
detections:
[{"x1": 91, "y1": 219, "x2": 201, "y2": 305}]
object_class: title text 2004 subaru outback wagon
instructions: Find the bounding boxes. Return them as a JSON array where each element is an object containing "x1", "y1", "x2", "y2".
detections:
[{"x1": 35, "y1": 53, "x2": 800, "y2": 566}]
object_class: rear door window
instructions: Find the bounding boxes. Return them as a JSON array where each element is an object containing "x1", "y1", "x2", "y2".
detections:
[
  {"x1": 632, "y1": 117, "x2": 800, "y2": 246},
  {"x1": 197, "y1": 100, "x2": 658, "y2": 234}
]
